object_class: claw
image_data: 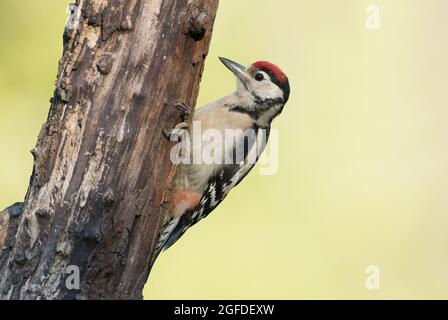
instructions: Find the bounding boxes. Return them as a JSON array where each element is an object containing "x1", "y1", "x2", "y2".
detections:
[
  {"x1": 175, "y1": 103, "x2": 191, "y2": 122},
  {"x1": 174, "y1": 122, "x2": 189, "y2": 130},
  {"x1": 164, "y1": 102, "x2": 191, "y2": 141},
  {"x1": 175, "y1": 103, "x2": 189, "y2": 114},
  {"x1": 163, "y1": 122, "x2": 189, "y2": 142},
  {"x1": 163, "y1": 129, "x2": 172, "y2": 140}
]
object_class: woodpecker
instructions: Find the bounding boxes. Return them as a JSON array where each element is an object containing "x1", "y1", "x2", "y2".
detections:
[{"x1": 153, "y1": 57, "x2": 290, "y2": 265}]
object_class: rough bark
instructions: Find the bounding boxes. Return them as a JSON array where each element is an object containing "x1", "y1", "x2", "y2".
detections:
[{"x1": 0, "y1": 0, "x2": 218, "y2": 300}]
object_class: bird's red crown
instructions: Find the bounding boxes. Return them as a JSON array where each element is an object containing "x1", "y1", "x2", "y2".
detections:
[{"x1": 252, "y1": 61, "x2": 288, "y2": 84}]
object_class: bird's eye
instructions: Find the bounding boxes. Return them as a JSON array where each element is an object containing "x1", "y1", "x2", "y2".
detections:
[{"x1": 255, "y1": 73, "x2": 264, "y2": 81}]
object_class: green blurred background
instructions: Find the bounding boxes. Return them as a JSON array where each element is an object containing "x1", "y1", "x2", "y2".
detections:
[{"x1": 1, "y1": 0, "x2": 448, "y2": 299}]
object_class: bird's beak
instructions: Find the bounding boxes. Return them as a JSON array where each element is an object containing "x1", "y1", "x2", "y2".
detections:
[{"x1": 219, "y1": 57, "x2": 248, "y2": 82}]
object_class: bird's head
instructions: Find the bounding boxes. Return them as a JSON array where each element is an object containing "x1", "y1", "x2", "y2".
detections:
[{"x1": 219, "y1": 57, "x2": 290, "y2": 106}]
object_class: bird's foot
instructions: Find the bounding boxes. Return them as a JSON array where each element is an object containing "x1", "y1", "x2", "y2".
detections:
[
  {"x1": 163, "y1": 122, "x2": 189, "y2": 142},
  {"x1": 163, "y1": 103, "x2": 192, "y2": 141},
  {"x1": 175, "y1": 102, "x2": 191, "y2": 122}
]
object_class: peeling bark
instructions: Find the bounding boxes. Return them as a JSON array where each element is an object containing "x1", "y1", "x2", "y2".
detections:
[
  {"x1": 0, "y1": 0, "x2": 219, "y2": 300},
  {"x1": 0, "y1": 211, "x2": 8, "y2": 249}
]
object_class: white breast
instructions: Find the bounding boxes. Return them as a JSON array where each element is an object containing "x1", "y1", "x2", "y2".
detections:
[{"x1": 183, "y1": 97, "x2": 256, "y2": 192}]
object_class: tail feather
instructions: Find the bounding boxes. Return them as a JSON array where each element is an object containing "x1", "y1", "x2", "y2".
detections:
[
  {"x1": 162, "y1": 213, "x2": 191, "y2": 251},
  {"x1": 149, "y1": 217, "x2": 180, "y2": 267}
]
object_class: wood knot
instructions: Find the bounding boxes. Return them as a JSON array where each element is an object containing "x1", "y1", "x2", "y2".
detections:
[
  {"x1": 30, "y1": 148, "x2": 40, "y2": 160},
  {"x1": 35, "y1": 209, "x2": 49, "y2": 219},
  {"x1": 14, "y1": 250, "x2": 27, "y2": 266},
  {"x1": 120, "y1": 17, "x2": 133, "y2": 31},
  {"x1": 97, "y1": 55, "x2": 113, "y2": 74},
  {"x1": 187, "y1": 10, "x2": 210, "y2": 41},
  {"x1": 56, "y1": 87, "x2": 70, "y2": 103},
  {"x1": 103, "y1": 188, "x2": 115, "y2": 207}
]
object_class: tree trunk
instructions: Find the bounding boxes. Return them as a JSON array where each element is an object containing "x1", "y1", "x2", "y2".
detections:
[{"x1": 0, "y1": 0, "x2": 219, "y2": 300}]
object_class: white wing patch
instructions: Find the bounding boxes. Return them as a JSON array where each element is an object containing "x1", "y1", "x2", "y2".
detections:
[{"x1": 209, "y1": 182, "x2": 219, "y2": 207}]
